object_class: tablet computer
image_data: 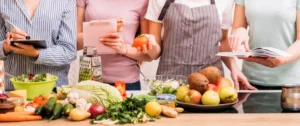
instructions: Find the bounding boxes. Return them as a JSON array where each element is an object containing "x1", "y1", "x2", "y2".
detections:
[{"x1": 11, "y1": 40, "x2": 47, "y2": 49}]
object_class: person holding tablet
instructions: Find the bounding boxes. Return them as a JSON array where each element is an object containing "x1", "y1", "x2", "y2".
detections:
[
  {"x1": 0, "y1": 0, "x2": 77, "y2": 91},
  {"x1": 141, "y1": 0, "x2": 256, "y2": 90},
  {"x1": 228, "y1": 0, "x2": 300, "y2": 89},
  {"x1": 76, "y1": 0, "x2": 150, "y2": 90}
]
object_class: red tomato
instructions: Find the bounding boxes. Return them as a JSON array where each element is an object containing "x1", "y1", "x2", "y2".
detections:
[
  {"x1": 132, "y1": 35, "x2": 148, "y2": 48},
  {"x1": 26, "y1": 102, "x2": 39, "y2": 108}
]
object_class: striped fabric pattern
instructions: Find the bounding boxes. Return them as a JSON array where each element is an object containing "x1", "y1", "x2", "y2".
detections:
[
  {"x1": 0, "y1": 0, "x2": 77, "y2": 91},
  {"x1": 157, "y1": 0, "x2": 224, "y2": 77}
]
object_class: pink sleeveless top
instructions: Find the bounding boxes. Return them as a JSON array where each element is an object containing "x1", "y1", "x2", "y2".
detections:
[{"x1": 77, "y1": 0, "x2": 148, "y2": 83}]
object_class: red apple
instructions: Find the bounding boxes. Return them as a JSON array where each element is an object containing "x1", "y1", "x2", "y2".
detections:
[
  {"x1": 206, "y1": 84, "x2": 219, "y2": 93},
  {"x1": 184, "y1": 90, "x2": 202, "y2": 104},
  {"x1": 216, "y1": 77, "x2": 232, "y2": 90}
]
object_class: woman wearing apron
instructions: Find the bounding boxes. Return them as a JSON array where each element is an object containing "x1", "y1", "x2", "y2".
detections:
[
  {"x1": 144, "y1": 0, "x2": 256, "y2": 89},
  {"x1": 76, "y1": 0, "x2": 149, "y2": 90},
  {"x1": 228, "y1": 0, "x2": 300, "y2": 90}
]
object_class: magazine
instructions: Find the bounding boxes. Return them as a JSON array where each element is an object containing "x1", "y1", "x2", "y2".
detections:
[{"x1": 216, "y1": 47, "x2": 292, "y2": 57}]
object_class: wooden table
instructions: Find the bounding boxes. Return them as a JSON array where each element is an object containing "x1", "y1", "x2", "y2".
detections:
[{"x1": 2, "y1": 113, "x2": 300, "y2": 126}]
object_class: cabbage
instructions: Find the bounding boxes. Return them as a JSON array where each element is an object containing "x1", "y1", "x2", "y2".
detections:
[{"x1": 72, "y1": 81, "x2": 122, "y2": 108}]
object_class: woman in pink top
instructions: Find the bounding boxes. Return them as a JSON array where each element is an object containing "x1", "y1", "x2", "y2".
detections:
[{"x1": 77, "y1": 0, "x2": 150, "y2": 90}]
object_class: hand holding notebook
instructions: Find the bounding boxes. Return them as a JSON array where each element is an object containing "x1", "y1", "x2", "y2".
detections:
[{"x1": 216, "y1": 47, "x2": 292, "y2": 57}]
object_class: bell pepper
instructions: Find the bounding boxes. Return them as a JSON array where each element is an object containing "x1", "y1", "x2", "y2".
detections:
[{"x1": 114, "y1": 81, "x2": 126, "y2": 100}]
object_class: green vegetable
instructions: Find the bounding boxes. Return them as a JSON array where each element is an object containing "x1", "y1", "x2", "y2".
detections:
[
  {"x1": 15, "y1": 73, "x2": 55, "y2": 82},
  {"x1": 134, "y1": 94, "x2": 156, "y2": 102},
  {"x1": 58, "y1": 81, "x2": 122, "y2": 108},
  {"x1": 35, "y1": 105, "x2": 44, "y2": 115},
  {"x1": 91, "y1": 95, "x2": 156, "y2": 125},
  {"x1": 49, "y1": 103, "x2": 63, "y2": 120},
  {"x1": 63, "y1": 104, "x2": 74, "y2": 115},
  {"x1": 148, "y1": 79, "x2": 181, "y2": 95},
  {"x1": 44, "y1": 97, "x2": 57, "y2": 114}
]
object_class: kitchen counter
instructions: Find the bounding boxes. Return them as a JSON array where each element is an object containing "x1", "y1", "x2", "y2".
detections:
[{"x1": 2, "y1": 90, "x2": 300, "y2": 126}]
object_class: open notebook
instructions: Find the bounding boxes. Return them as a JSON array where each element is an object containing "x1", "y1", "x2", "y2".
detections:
[{"x1": 216, "y1": 47, "x2": 292, "y2": 57}]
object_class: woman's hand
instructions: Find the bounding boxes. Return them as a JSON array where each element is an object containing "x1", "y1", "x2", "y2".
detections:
[
  {"x1": 3, "y1": 32, "x2": 12, "y2": 55},
  {"x1": 229, "y1": 28, "x2": 250, "y2": 52},
  {"x1": 100, "y1": 32, "x2": 127, "y2": 54},
  {"x1": 10, "y1": 43, "x2": 40, "y2": 57},
  {"x1": 136, "y1": 34, "x2": 159, "y2": 54},
  {"x1": 240, "y1": 56, "x2": 289, "y2": 68},
  {"x1": 10, "y1": 28, "x2": 28, "y2": 40},
  {"x1": 230, "y1": 67, "x2": 257, "y2": 90}
]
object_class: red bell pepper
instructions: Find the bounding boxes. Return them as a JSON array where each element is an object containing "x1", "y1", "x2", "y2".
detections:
[{"x1": 114, "y1": 81, "x2": 126, "y2": 100}]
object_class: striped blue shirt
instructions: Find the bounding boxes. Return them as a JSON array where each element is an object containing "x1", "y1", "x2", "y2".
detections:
[{"x1": 0, "y1": 0, "x2": 77, "y2": 90}]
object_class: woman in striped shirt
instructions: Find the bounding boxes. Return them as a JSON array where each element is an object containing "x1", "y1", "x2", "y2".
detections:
[{"x1": 0, "y1": 0, "x2": 77, "y2": 91}]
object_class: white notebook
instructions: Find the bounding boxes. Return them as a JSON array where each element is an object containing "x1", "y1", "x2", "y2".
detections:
[{"x1": 216, "y1": 47, "x2": 292, "y2": 57}]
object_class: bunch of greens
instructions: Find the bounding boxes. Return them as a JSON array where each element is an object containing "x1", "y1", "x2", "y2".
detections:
[
  {"x1": 91, "y1": 95, "x2": 156, "y2": 125},
  {"x1": 15, "y1": 73, "x2": 55, "y2": 82}
]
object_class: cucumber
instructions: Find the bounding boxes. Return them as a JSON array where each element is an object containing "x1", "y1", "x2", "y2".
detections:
[
  {"x1": 35, "y1": 105, "x2": 44, "y2": 115},
  {"x1": 44, "y1": 97, "x2": 57, "y2": 114},
  {"x1": 63, "y1": 103, "x2": 74, "y2": 115},
  {"x1": 49, "y1": 103, "x2": 63, "y2": 120}
]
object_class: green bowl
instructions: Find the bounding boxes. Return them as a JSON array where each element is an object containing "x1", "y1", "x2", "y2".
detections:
[{"x1": 10, "y1": 76, "x2": 58, "y2": 100}]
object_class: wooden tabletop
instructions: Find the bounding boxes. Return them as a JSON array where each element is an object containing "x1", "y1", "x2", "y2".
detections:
[{"x1": 2, "y1": 113, "x2": 300, "y2": 126}]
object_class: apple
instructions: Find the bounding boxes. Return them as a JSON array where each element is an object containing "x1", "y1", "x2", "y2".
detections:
[
  {"x1": 206, "y1": 84, "x2": 219, "y2": 93},
  {"x1": 219, "y1": 87, "x2": 238, "y2": 103},
  {"x1": 184, "y1": 90, "x2": 201, "y2": 104},
  {"x1": 216, "y1": 77, "x2": 232, "y2": 90},
  {"x1": 176, "y1": 85, "x2": 190, "y2": 102},
  {"x1": 201, "y1": 90, "x2": 220, "y2": 105}
]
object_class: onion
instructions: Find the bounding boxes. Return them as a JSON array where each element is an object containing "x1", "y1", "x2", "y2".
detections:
[
  {"x1": 88, "y1": 104, "x2": 106, "y2": 119},
  {"x1": 0, "y1": 90, "x2": 8, "y2": 100}
]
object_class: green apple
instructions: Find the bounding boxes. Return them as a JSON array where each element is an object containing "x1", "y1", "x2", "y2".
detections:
[
  {"x1": 201, "y1": 90, "x2": 220, "y2": 105},
  {"x1": 219, "y1": 87, "x2": 237, "y2": 103},
  {"x1": 176, "y1": 85, "x2": 190, "y2": 102}
]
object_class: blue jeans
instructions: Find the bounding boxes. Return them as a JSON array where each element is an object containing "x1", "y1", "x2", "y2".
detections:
[{"x1": 108, "y1": 81, "x2": 141, "y2": 90}]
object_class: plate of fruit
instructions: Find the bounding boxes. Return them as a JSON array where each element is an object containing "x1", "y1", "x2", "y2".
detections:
[{"x1": 176, "y1": 66, "x2": 238, "y2": 111}]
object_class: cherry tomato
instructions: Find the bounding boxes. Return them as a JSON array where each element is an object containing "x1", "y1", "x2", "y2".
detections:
[
  {"x1": 33, "y1": 96, "x2": 44, "y2": 103},
  {"x1": 25, "y1": 102, "x2": 39, "y2": 108},
  {"x1": 132, "y1": 35, "x2": 148, "y2": 48}
]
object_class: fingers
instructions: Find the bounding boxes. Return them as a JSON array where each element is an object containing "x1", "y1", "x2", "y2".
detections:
[
  {"x1": 233, "y1": 37, "x2": 241, "y2": 52},
  {"x1": 13, "y1": 43, "x2": 31, "y2": 49},
  {"x1": 10, "y1": 28, "x2": 27, "y2": 40},
  {"x1": 244, "y1": 39, "x2": 251, "y2": 52},
  {"x1": 102, "y1": 41, "x2": 122, "y2": 46},
  {"x1": 103, "y1": 32, "x2": 121, "y2": 38},
  {"x1": 142, "y1": 44, "x2": 147, "y2": 54},
  {"x1": 9, "y1": 44, "x2": 25, "y2": 53},
  {"x1": 232, "y1": 77, "x2": 239, "y2": 91},
  {"x1": 247, "y1": 84, "x2": 258, "y2": 90}
]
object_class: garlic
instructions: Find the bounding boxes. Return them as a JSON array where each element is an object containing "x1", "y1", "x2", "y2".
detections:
[
  {"x1": 67, "y1": 91, "x2": 79, "y2": 104},
  {"x1": 76, "y1": 98, "x2": 88, "y2": 111}
]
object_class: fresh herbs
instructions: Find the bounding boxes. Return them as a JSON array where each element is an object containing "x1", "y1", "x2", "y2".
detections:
[{"x1": 91, "y1": 95, "x2": 156, "y2": 125}]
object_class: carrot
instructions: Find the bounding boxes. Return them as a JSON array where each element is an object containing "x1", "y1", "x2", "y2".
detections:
[
  {"x1": 5, "y1": 111, "x2": 35, "y2": 115},
  {"x1": 0, "y1": 114, "x2": 42, "y2": 122}
]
